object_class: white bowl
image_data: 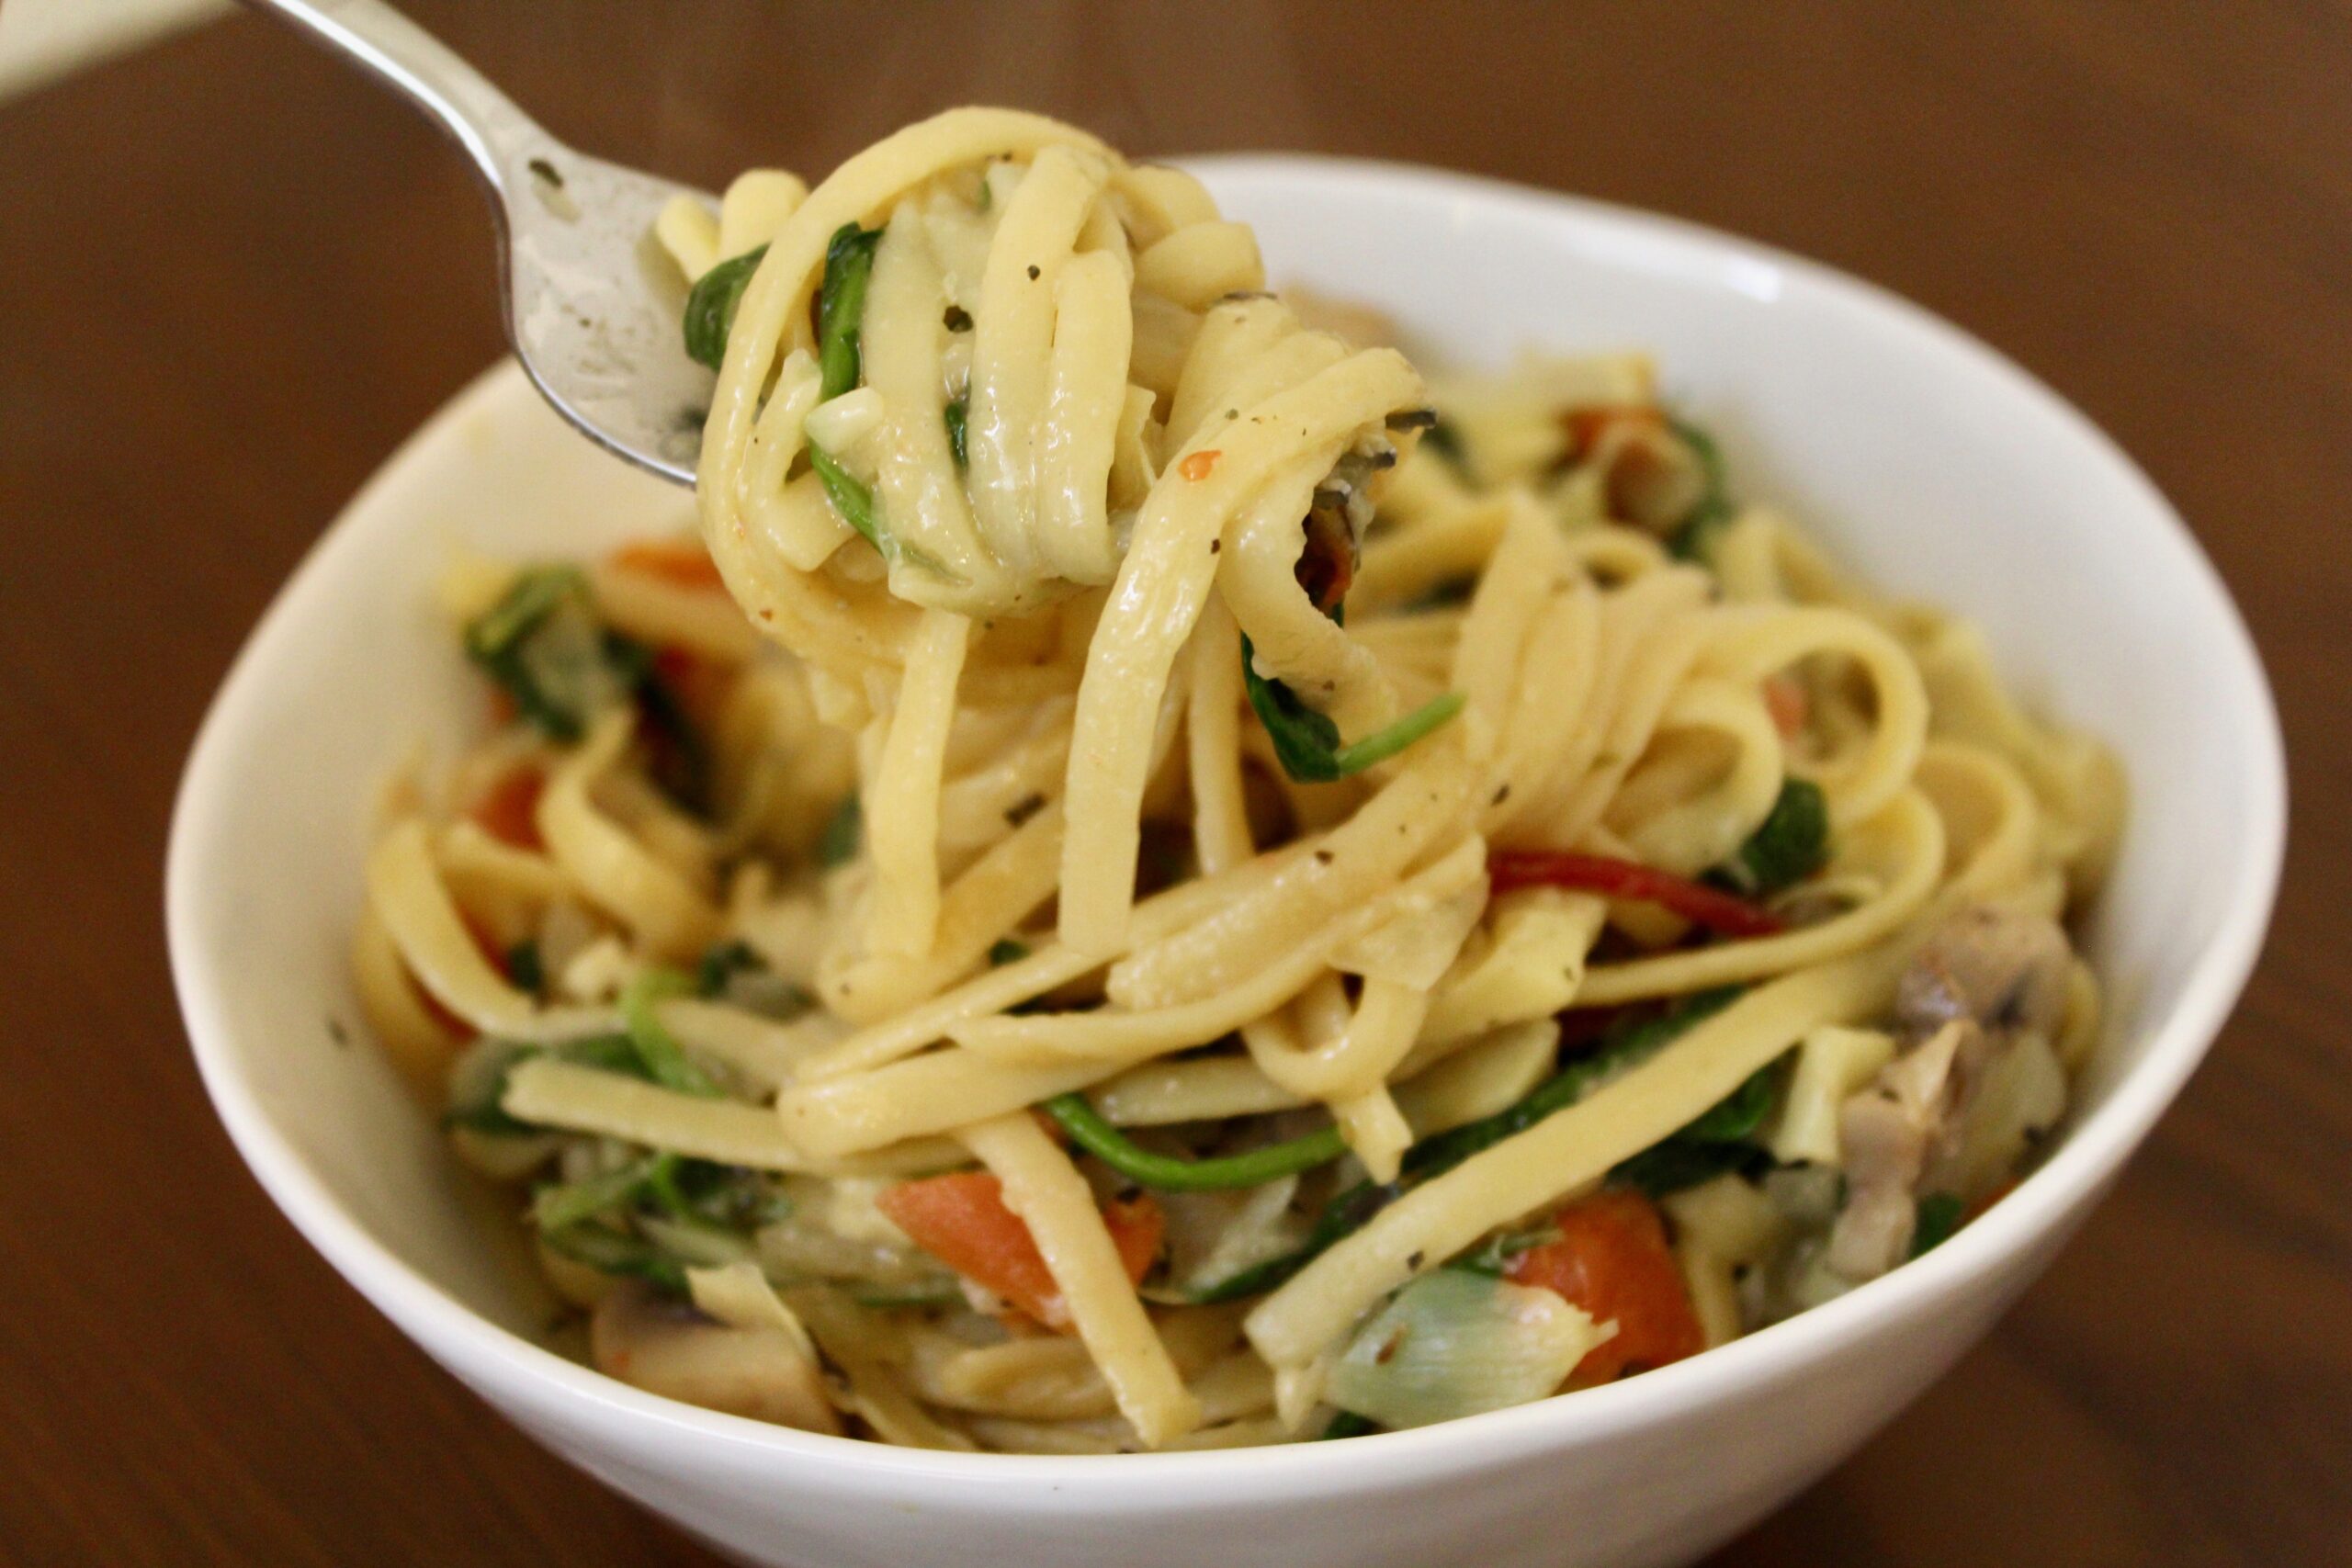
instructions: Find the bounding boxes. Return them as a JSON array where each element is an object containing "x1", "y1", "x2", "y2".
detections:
[{"x1": 166, "y1": 157, "x2": 2284, "y2": 1568}]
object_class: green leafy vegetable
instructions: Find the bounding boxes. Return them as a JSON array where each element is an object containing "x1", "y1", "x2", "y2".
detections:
[
  {"x1": 1608, "y1": 1052, "x2": 1785, "y2": 1198},
  {"x1": 945, "y1": 396, "x2": 969, "y2": 468},
  {"x1": 1241, "y1": 633, "x2": 1464, "y2": 784},
  {"x1": 988, "y1": 938, "x2": 1030, "y2": 966},
  {"x1": 850, "y1": 1280, "x2": 967, "y2": 1310},
  {"x1": 619, "y1": 968, "x2": 724, "y2": 1097},
  {"x1": 1666, "y1": 415, "x2": 1734, "y2": 561},
  {"x1": 1317, "y1": 1410, "x2": 1379, "y2": 1440},
  {"x1": 1407, "y1": 989, "x2": 1744, "y2": 1180},
  {"x1": 1193, "y1": 991, "x2": 1742, "y2": 1302},
  {"x1": 504, "y1": 941, "x2": 545, "y2": 998},
  {"x1": 532, "y1": 1152, "x2": 676, "y2": 1232},
  {"x1": 1720, "y1": 777, "x2": 1828, "y2": 897},
  {"x1": 1910, "y1": 1191, "x2": 1965, "y2": 1258},
  {"x1": 807, "y1": 442, "x2": 887, "y2": 551},
  {"x1": 540, "y1": 1221, "x2": 688, "y2": 1293},
  {"x1": 1416, "y1": 415, "x2": 1468, "y2": 475},
  {"x1": 444, "y1": 1032, "x2": 642, "y2": 1135},
  {"x1": 817, "y1": 795, "x2": 862, "y2": 868},
  {"x1": 1446, "y1": 1224, "x2": 1562, "y2": 1279},
  {"x1": 463, "y1": 568, "x2": 624, "y2": 742},
  {"x1": 682, "y1": 244, "x2": 767, "y2": 371},
  {"x1": 695, "y1": 941, "x2": 763, "y2": 998},
  {"x1": 1040, "y1": 1094, "x2": 1348, "y2": 1191},
  {"x1": 816, "y1": 223, "x2": 883, "y2": 400},
  {"x1": 605, "y1": 633, "x2": 710, "y2": 809}
]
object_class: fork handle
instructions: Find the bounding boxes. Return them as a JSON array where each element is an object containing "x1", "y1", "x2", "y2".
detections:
[{"x1": 241, "y1": 0, "x2": 558, "y2": 201}]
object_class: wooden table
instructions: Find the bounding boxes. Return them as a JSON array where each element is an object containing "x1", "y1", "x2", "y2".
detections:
[{"x1": 3, "y1": 5, "x2": 2345, "y2": 1562}]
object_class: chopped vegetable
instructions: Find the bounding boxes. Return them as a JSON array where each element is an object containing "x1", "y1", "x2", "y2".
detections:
[
  {"x1": 463, "y1": 568, "x2": 626, "y2": 742},
  {"x1": 816, "y1": 795, "x2": 862, "y2": 868},
  {"x1": 875, "y1": 1171, "x2": 1161, "y2": 1330},
  {"x1": 682, "y1": 244, "x2": 766, "y2": 370},
  {"x1": 987, "y1": 938, "x2": 1030, "y2": 966},
  {"x1": 1417, "y1": 416, "x2": 1468, "y2": 475},
  {"x1": 695, "y1": 941, "x2": 763, "y2": 998},
  {"x1": 1665, "y1": 414, "x2": 1733, "y2": 561},
  {"x1": 533, "y1": 1151, "x2": 676, "y2": 1232},
  {"x1": 945, "y1": 396, "x2": 969, "y2": 468},
  {"x1": 619, "y1": 968, "x2": 724, "y2": 1098},
  {"x1": 815, "y1": 223, "x2": 883, "y2": 400},
  {"x1": 1407, "y1": 989, "x2": 1743, "y2": 1179},
  {"x1": 1909, "y1": 1191, "x2": 1965, "y2": 1258},
  {"x1": 849, "y1": 1280, "x2": 967, "y2": 1310},
  {"x1": 1317, "y1": 1409, "x2": 1379, "y2": 1440},
  {"x1": 542, "y1": 1220, "x2": 689, "y2": 1293},
  {"x1": 1327, "y1": 1269, "x2": 1603, "y2": 1428},
  {"x1": 687, "y1": 940, "x2": 808, "y2": 1020},
  {"x1": 614, "y1": 639, "x2": 713, "y2": 810},
  {"x1": 1447, "y1": 1224, "x2": 1562, "y2": 1278},
  {"x1": 797, "y1": 222, "x2": 953, "y2": 575},
  {"x1": 1608, "y1": 1052, "x2": 1783, "y2": 1198},
  {"x1": 1039, "y1": 1095, "x2": 1348, "y2": 1191},
  {"x1": 1242, "y1": 634, "x2": 1464, "y2": 784},
  {"x1": 1191, "y1": 991, "x2": 1740, "y2": 1302},
  {"x1": 1505, "y1": 1190, "x2": 1703, "y2": 1384},
  {"x1": 807, "y1": 443, "x2": 888, "y2": 552},
  {"x1": 1718, "y1": 777, "x2": 1828, "y2": 897},
  {"x1": 1487, "y1": 851, "x2": 1785, "y2": 939},
  {"x1": 504, "y1": 940, "x2": 546, "y2": 998},
  {"x1": 444, "y1": 1032, "x2": 643, "y2": 1135}
]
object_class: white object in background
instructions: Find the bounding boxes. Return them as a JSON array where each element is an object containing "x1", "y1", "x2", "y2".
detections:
[
  {"x1": 0, "y1": 0, "x2": 228, "y2": 101},
  {"x1": 165, "y1": 160, "x2": 2284, "y2": 1568}
]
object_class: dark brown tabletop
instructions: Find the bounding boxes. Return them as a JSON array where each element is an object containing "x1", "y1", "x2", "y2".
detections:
[{"x1": 3, "y1": 4, "x2": 2346, "y2": 1563}]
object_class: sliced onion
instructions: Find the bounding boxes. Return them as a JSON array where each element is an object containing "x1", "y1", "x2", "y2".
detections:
[{"x1": 1326, "y1": 1270, "x2": 1607, "y2": 1429}]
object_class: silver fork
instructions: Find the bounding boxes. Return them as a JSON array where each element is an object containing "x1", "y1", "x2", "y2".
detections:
[{"x1": 246, "y1": 0, "x2": 714, "y2": 486}]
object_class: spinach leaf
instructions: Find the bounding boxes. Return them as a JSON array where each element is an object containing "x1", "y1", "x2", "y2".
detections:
[
  {"x1": 1720, "y1": 777, "x2": 1828, "y2": 897},
  {"x1": 695, "y1": 940, "x2": 763, "y2": 998},
  {"x1": 945, "y1": 396, "x2": 969, "y2": 468},
  {"x1": 619, "y1": 969, "x2": 724, "y2": 1097},
  {"x1": 1665, "y1": 414, "x2": 1735, "y2": 561},
  {"x1": 539, "y1": 1221, "x2": 689, "y2": 1294},
  {"x1": 1909, "y1": 1191, "x2": 1965, "y2": 1258},
  {"x1": 443, "y1": 1032, "x2": 643, "y2": 1135},
  {"x1": 816, "y1": 223, "x2": 882, "y2": 400},
  {"x1": 817, "y1": 795, "x2": 862, "y2": 868},
  {"x1": 1240, "y1": 633, "x2": 1464, "y2": 784},
  {"x1": 504, "y1": 940, "x2": 545, "y2": 998},
  {"x1": 1608, "y1": 1054, "x2": 1787, "y2": 1198},
  {"x1": 1417, "y1": 416, "x2": 1469, "y2": 476},
  {"x1": 682, "y1": 244, "x2": 766, "y2": 370},
  {"x1": 463, "y1": 568, "x2": 621, "y2": 742},
  {"x1": 1191, "y1": 989, "x2": 1742, "y2": 1303}
]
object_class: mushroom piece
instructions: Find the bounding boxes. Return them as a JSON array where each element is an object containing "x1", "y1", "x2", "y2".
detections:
[
  {"x1": 1826, "y1": 1020, "x2": 1976, "y2": 1280},
  {"x1": 1894, "y1": 904, "x2": 2072, "y2": 1043},
  {"x1": 591, "y1": 1282, "x2": 842, "y2": 1435}
]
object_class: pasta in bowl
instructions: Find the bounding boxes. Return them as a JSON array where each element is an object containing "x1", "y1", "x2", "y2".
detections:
[
  {"x1": 167, "y1": 110, "x2": 2280, "y2": 1568},
  {"x1": 353, "y1": 110, "x2": 2123, "y2": 1453}
]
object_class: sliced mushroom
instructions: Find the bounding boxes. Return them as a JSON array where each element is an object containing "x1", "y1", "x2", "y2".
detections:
[
  {"x1": 1826, "y1": 1020, "x2": 1975, "y2": 1280},
  {"x1": 591, "y1": 1281, "x2": 842, "y2": 1435},
  {"x1": 1894, "y1": 904, "x2": 2072, "y2": 1042}
]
